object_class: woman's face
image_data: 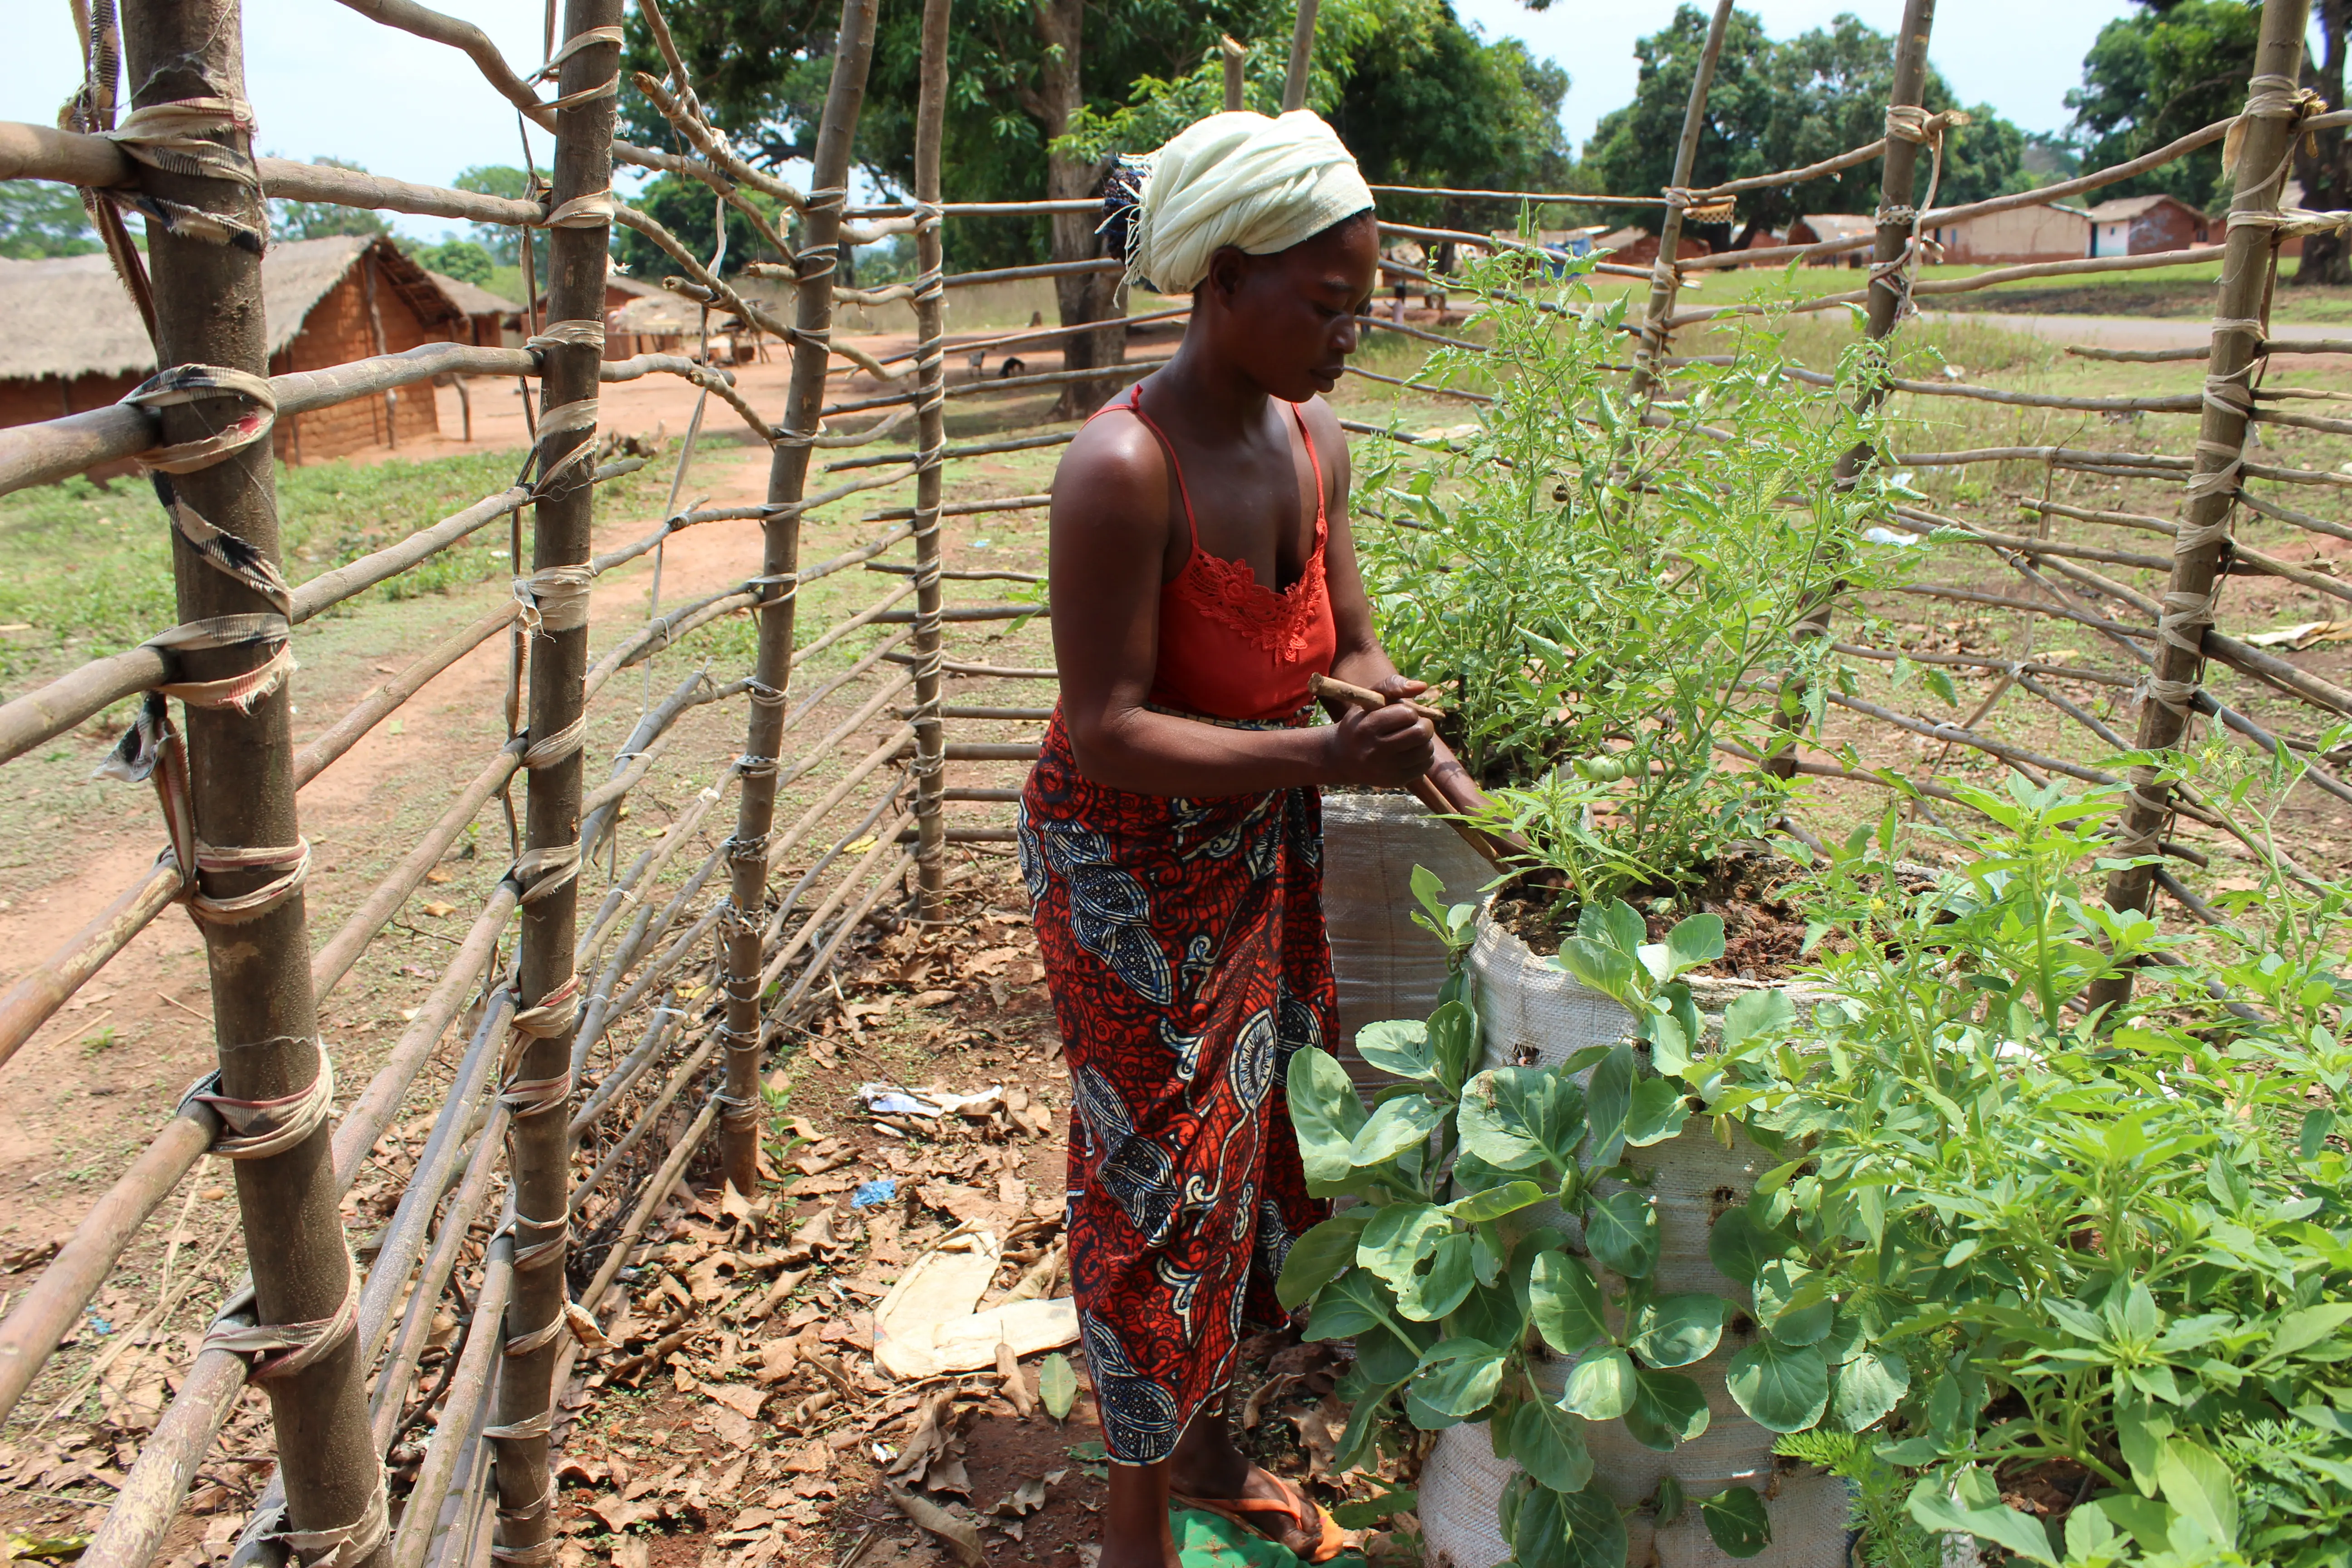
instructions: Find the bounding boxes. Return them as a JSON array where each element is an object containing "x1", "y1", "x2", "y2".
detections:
[{"x1": 1205, "y1": 212, "x2": 1380, "y2": 403}]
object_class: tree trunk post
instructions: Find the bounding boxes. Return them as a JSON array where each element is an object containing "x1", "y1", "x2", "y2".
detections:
[
  {"x1": 1630, "y1": 0, "x2": 1734, "y2": 398},
  {"x1": 1038, "y1": 0, "x2": 1124, "y2": 417},
  {"x1": 1222, "y1": 35, "x2": 1248, "y2": 113},
  {"x1": 1282, "y1": 0, "x2": 1321, "y2": 113},
  {"x1": 486, "y1": 0, "x2": 622, "y2": 1558},
  {"x1": 1761, "y1": 0, "x2": 1936, "y2": 781},
  {"x1": 116, "y1": 0, "x2": 387, "y2": 1562},
  {"x1": 716, "y1": 0, "x2": 879, "y2": 1194},
  {"x1": 910, "y1": 0, "x2": 953, "y2": 920},
  {"x1": 2087, "y1": 0, "x2": 2310, "y2": 1016}
]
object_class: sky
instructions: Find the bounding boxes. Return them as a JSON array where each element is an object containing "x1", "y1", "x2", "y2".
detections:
[{"x1": 6, "y1": 0, "x2": 2146, "y2": 243}]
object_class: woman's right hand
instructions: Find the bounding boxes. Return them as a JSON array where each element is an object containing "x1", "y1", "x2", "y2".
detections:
[{"x1": 1326, "y1": 703, "x2": 1437, "y2": 786}]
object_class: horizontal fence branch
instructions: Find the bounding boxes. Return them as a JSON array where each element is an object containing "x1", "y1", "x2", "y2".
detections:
[{"x1": 1921, "y1": 115, "x2": 2234, "y2": 227}]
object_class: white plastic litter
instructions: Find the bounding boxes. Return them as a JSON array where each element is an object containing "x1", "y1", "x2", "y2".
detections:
[{"x1": 858, "y1": 1083, "x2": 1004, "y2": 1118}]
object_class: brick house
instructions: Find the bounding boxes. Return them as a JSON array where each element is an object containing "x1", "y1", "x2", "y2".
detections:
[
  {"x1": 1595, "y1": 226, "x2": 1709, "y2": 267},
  {"x1": 2087, "y1": 195, "x2": 2210, "y2": 256},
  {"x1": 1926, "y1": 201, "x2": 2093, "y2": 264},
  {"x1": 1786, "y1": 214, "x2": 1877, "y2": 265},
  {"x1": 0, "y1": 234, "x2": 468, "y2": 468}
]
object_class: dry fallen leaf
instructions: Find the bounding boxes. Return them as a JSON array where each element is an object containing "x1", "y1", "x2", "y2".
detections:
[
  {"x1": 701, "y1": 1382, "x2": 768, "y2": 1421},
  {"x1": 588, "y1": 1496, "x2": 658, "y2": 1534},
  {"x1": 419, "y1": 901, "x2": 455, "y2": 918},
  {"x1": 890, "y1": 1486, "x2": 986, "y2": 1568},
  {"x1": 993, "y1": 1478, "x2": 1047, "y2": 1518},
  {"x1": 781, "y1": 1440, "x2": 832, "y2": 1476}
]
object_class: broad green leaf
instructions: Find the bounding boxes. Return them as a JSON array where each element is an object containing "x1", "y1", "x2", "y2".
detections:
[
  {"x1": 1625, "y1": 1078, "x2": 1692, "y2": 1148},
  {"x1": 1396, "y1": 1233, "x2": 1479, "y2": 1323},
  {"x1": 1530, "y1": 1251, "x2": 1611, "y2": 1356},
  {"x1": 1427, "y1": 1000, "x2": 1479, "y2": 1094},
  {"x1": 1447, "y1": 1180, "x2": 1548, "y2": 1224},
  {"x1": 1350, "y1": 1094, "x2": 1445, "y2": 1167},
  {"x1": 1357, "y1": 1324, "x2": 1422, "y2": 1385},
  {"x1": 1585, "y1": 1045, "x2": 1635, "y2": 1166},
  {"x1": 1706, "y1": 1208, "x2": 1780, "y2": 1287},
  {"x1": 1359, "y1": 1203, "x2": 1450, "y2": 1290},
  {"x1": 1719, "y1": 988, "x2": 1794, "y2": 1050},
  {"x1": 1355, "y1": 1019, "x2": 1436, "y2": 1082},
  {"x1": 1508, "y1": 1395, "x2": 1594, "y2": 1495},
  {"x1": 1698, "y1": 1486, "x2": 1771, "y2": 1558},
  {"x1": 2266, "y1": 1303, "x2": 2352, "y2": 1360},
  {"x1": 1627, "y1": 1293, "x2": 1727, "y2": 1369},
  {"x1": 1038, "y1": 1353, "x2": 1077, "y2": 1421},
  {"x1": 1303, "y1": 1269, "x2": 1396, "y2": 1343},
  {"x1": 1654, "y1": 1474, "x2": 1685, "y2": 1527},
  {"x1": 1456, "y1": 1068, "x2": 1549, "y2": 1170},
  {"x1": 1584, "y1": 1189, "x2": 1661, "y2": 1280},
  {"x1": 1663, "y1": 913, "x2": 1725, "y2": 974},
  {"x1": 1289, "y1": 1049, "x2": 1367, "y2": 1186},
  {"x1": 1905, "y1": 1480, "x2": 2058, "y2": 1566},
  {"x1": 1829, "y1": 1349, "x2": 1909, "y2": 1433},
  {"x1": 1622, "y1": 1367, "x2": 1711, "y2": 1450},
  {"x1": 1648, "y1": 1010, "x2": 1691, "y2": 1077},
  {"x1": 1559, "y1": 1348, "x2": 1637, "y2": 1420},
  {"x1": 1449, "y1": 1278, "x2": 1527, "y2": 1350},
  {"x1": 1275, "y1": 1214, "x2": 1367, "y2": 1311},
  {"x1": 1726, "y1": 1337, "x2": 1829, "y2": 1432},
  {"x1": 1581, "y1": 897, "x2": 1646, "y2": 959},
  {"x1": 1754, "y1": 1259, "x2": 1833, "y2": 1345},
  {"x1": 1411, "y1": 1339, "x2": 1507, "y2": 1420},
  {"x1": 2155, "y1": 1438, "x2": 2237, "y2": 1548},
  {"x1": 1557, "y1": 1483, "x2": 1630, "y2": 1568},
  {"x1": 1557, "y1": 937, "x2": 1638, "y2": 1004},
  {"x1": 1409, "y1": 863, "x2": 1447, "y2": 919}
]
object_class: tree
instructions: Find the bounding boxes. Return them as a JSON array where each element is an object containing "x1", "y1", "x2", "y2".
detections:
[
  {"x1": 454, "y1": 165, "x2": 533, "y2": 265},
  {"x1": 1580, "y1": 6, "x2": 2025, "y2": 248},
  {"x1": 409, "y1": 237, "x2": 497, "y2": 286},
  {"x1": 610, "y1": 171, "x2": 789, "y2": 279},
  {"x1": 269, "y1": 157, "x2": 391, "y2": 240},
  {"x1": 2066, "y1": 0, "x2": 2260, "y2": 216},
  {"x1": 2297, "y1": 0, "x2": 2350, "y2": 284},
  {"x1": 0, "y1": 180, "x2": 99, "y2": 258}
]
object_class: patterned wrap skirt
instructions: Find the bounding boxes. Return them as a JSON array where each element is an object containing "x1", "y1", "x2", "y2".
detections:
[{"x1": 1016, "y1": 706, "x2": 1335, "y2": 1465}]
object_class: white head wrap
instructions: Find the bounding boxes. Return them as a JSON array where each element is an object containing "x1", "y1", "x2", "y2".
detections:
[{"x1": 1121, "y1": 110, "x2": 1375, "y2": 295}]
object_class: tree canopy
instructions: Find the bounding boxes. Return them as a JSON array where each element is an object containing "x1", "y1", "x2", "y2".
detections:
[
  {"x1": 1579, "y1": 6, "x2": 2027, "y2": 245},
  {"x1": 2067, "y1": 0, "x2": 2262, "y2": 213},
  {"x1": 0, "y1": 181, "x2": 98, "y2": 259}
]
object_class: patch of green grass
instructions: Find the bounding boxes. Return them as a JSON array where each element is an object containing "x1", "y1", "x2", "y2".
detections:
[{"x1": 0, "y1": 449, "x2": 665, "y2": 681}]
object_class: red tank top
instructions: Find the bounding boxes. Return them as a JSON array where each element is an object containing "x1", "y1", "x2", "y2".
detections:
[{"x1": 1096, "y1": 386, "x2": 1338, "y2": 724}]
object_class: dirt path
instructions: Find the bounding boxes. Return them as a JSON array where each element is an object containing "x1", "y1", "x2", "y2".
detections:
[{"x1": 1923, "y1": 308, "x2": 2347, "y2": 356}]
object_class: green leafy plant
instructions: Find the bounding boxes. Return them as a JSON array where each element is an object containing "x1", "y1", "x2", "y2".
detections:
[
  {"x1": 1355, "y1": 247, "x2": 1915, "y2": 916},
  {"x1": 1280, "y1": 869, "x2": 1828, "y2": 1562}
]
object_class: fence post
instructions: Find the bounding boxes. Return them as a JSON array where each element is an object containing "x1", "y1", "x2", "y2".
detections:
[
  {"x1": 1762, "y1": 0, "x2": 1936, "y2": 781},
  {"x1": 1222, "y1": 35, "x2": 1248, "y2": 113},
  {"x1": 1282, "y1": 0, "x2": 1320, "y2": 113},
  {"x1": 1630, "y1": 0, "x2": 1735, "y2": 397},
  {"x1": 486, "y1": 0, "x2": 623, "y2": 1560},
  {"x1": 717, "y1": 0, "x2": 879, "y2": 1194},
  {"x1": 115, "y1": 0, "x2": 387, "y2": 1562},
  {"x1": 910, "y1": 0, "x2": 953, "y2": 920},
  {"x1": 2087, "y1": 0, "x2": 2310, "y2": 1015}
]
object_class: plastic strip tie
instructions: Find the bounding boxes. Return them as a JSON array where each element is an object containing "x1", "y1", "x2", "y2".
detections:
[
  {"x1": 178, "y1": 1044, "x2": 334, "y2": 1159},
  {"x1": 490, "y1": 1543, "x2": 560, "y2": 1568},
  {"x1": 482, "y1": 1410, "x2": 554, "y2": 1441},
  {"x1": 506, "y1": 1211, "x2": 570, "y2": 1273},
  {"x1": 514, "y1": 563, "x2": 594, "y2": 635},
  {"x1": 266, "y1": 1476, "x2": 388, "y2": 1568},
  {"x1": 509, "y1": 973, "x2": 582, "y2": 1042},
  {"x1": 104, "y1": 96, "x2": 258, "y2": 187},
  {"x1": 201, "y1": 1251, "x2": 358, "y2": 1380},
  {"x1": 145, "y1": 613, "x2": 294, "y2": 712},
  {"x1": 743, "y1": 678, "x2": 788, "y2": 710},
  {"x1": 546, "y1": 192, "x2": 616, "y2": 227},
  {"x1": 509, "y1": 844, "x2": 581, "y2": 905},
  {"x1": 522, "y1": 713, "x2": 587, "y2": 769},
  {"x1": 724, "y1": 831, "x2": 770, "y2": 864},
  {"x1": 532, "y1": 25, "x2": 622, "y2": 81},
  {"x1": 189, "y1": 836, "x2": 311, "y2": 925},
  {"x1": 122, "y1": 364, "x2": 278, "y2": 474},
  {"x1": 735, "y1": 752, "x2": 779, "y2": 779},
  {"x1": 525, "y1": 318, "x2": 606, "y2": 352}
]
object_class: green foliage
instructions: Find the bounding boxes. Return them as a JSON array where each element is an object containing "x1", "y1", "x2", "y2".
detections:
[
  {"x1": 1355, "y1": 249, "x2": 1907, "y2": 913},
  {"x1": 1281, "y1": 870, "x2": 1797, "y2": 1563},
  {"x1": 0, "y1": 180, "x2": 98, "y2": 259},
  {"x1": 1578, "y1": 6, "x2": 2025, "y2": 241},
  {"x1": 267, "y1": 157, "x2": 391, "y2": 240},
  {"x1": 2066, "y1": 0, "x2": 2259, "y2": 214},
  {"x1": 1731, "y1": 772, "x2": 2352, "y2": 1567},
  {"x1": 407, "y1": 237, "x2": 497, "y2": 288}
]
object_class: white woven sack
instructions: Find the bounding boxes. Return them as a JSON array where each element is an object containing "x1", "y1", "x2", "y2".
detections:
[
  {"x1": 1413, "y1": 912, "x2": 1847, "y2": 1568},
  {"x1": 1320, "y1": 791, "x2": 1494, "y2": 1097}
]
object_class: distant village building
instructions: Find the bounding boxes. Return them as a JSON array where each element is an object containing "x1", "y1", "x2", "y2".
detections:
[
  {"x1": 1786, "y1": 214, "x2": 1876, "y2": 265},
  {"x1": 429, "y1": 271, "x2": 523, "y2": 348},
  {"x1": 1596, "y1": 226, "x2": 1707, "y2": 267},
  {"x1": 1926, "y1": 201, "x2": 2092, "y2": 264},
  {"x1": 2087, "y1": 195, "x2": 2210, "y2": 256},
  {"x1": 0, "y1": 234, "x2": 469, "y2": 466}
]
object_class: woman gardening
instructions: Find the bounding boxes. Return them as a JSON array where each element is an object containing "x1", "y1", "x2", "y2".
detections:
[{"x1": 1018, "y1": 111, "x2": 1477, "y2": 1568}]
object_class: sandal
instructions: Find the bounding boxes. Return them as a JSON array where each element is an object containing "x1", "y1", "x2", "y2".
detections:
[{"x1": 1171, "y1": 1472, "x2": 1349, "y2": 1563}]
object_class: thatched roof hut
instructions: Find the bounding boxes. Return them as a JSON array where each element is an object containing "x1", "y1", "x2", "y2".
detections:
[
  {"x1": 428, "y1": 270, "x2": 523, "y2": 348},
  {"x1": 0, "y1": 234, "x2": 470, "y2": 468}
]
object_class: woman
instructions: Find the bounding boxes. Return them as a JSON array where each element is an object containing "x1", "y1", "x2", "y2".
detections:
[{"x1": 1017, "y1": 110, "x2": 1476, "y2": 1568}]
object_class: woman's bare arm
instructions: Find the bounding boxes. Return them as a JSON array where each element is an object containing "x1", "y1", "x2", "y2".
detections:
[{"x1": 1050, "y1": 408, "x2": 1431, "y2": 797}]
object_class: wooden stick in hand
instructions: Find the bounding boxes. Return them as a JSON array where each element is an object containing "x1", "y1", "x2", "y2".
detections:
[
  {"x1": 1309, "y1": 671, "x2": 1446, "y2": 721},
  {"x1": 1309, "y1": 672, "x2": 1519, "y2": 872}
]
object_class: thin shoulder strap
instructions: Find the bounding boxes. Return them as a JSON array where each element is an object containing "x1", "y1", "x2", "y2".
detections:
[
  {"x1": 1289, "y1": 403, "x2": 1328, "y2": 536},
  {"x1": 1100, "y1": 384, "x2": 1203, "y2": 550}
]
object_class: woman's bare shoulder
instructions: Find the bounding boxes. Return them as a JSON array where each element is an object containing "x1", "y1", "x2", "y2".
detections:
[{"x1": 1051, "y1": 405, "x2": 1171, "y2": 536}]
